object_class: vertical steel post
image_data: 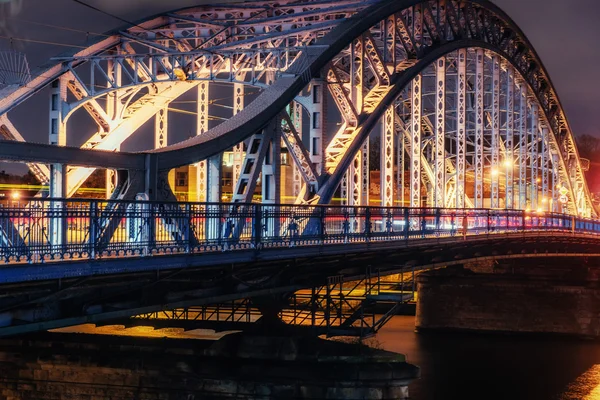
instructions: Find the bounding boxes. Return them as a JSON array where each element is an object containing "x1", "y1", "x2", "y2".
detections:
[
  {"x1": 361, "y1": 141, "x2": 369, "y2": 206},
  {"x1": 474, "y1": 49, "x2": 484, "y2": 208},
  {"x1": 49, "y1": 77, "x2": 67, "y2": 248},
  {"x1": 381, "y1": 106, "x2": 395, "y2": 207},
  {"x1": 206, "y1": 153, "x2": 222, "y2": 240},
  {"x1": 552, "y1": 153, "x2": 560, "y2": 213},
  {"x1": 154, "y1": 107, "x2": 168, "y2": 149},
  {"x1": 541, "y1": 127, "x2": 550, "y2": 211},
  {"x1": 518, "y1": 82, "x2": 528, "y2": 209},
  {"x1": 456, "y1": 49, "x2": 467, "y2": 209},
  {"x1": 491, "y1": 56, "x2": 500, "y2": 209},
  {"x1": 411, "y1": 75, "x2": 422, "y2": 208},
  {"x1": 505, "y1": 66, "x2": 514, "y2": 209},
  {"x1": 196, "y1": 82, "x2": 209, "y2": 202},
  {"x1": 435, "y1": 57, "x2": 446, "y2": 208},
  {"x1": 232, "y1": 83, "x2": 245, "y2": 188},
  {"x1": 309, "y1": 79, "x2": 325, "y2": 174},
  {"x1": 530, "y1": 103, "x2": 539, "y2": 210},
  {"x1": 292, "y1": 101, "x2": 303, "y2": 198},
  {"x1": 262, "y1": 124, "x2": 281, "y2": 237}
]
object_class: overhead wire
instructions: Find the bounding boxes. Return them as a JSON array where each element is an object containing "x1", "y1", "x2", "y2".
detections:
[
  {"x1": 7, "y1": 17, "x2": 110, "y2": 38},
  {"x1": 0, "y1": 34, "x2": 88, "y2": 49}
]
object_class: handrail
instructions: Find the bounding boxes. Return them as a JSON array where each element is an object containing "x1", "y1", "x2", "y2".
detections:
[{"x1": 0, "y1": 198, "x2": 597, "y2": 265}]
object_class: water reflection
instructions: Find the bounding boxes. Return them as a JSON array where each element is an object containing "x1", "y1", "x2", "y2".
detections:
[
  {"x1": 375, "y1": 316, "x2": 600, "y2": 400},
  {"x1": 560, "y1": 365, "x2": 600, "y2": 400},
  {"x1": 55, "y1": 316, "x2": 600, "y2": 400}
]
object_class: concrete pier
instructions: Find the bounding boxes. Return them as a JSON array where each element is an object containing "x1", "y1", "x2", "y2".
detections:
[{"x1": 416, "y1": 260, "x2": 600, "y2": 337}]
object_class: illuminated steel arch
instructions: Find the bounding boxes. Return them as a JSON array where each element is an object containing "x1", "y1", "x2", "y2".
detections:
[{"x1": 0, "y1": 0, "x2": 595, "y2": 218}]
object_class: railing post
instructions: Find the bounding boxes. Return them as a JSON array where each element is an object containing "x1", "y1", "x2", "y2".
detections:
[
  {"x1": 185, "y1": 203, "x2": 192, "y2": 254},
  {"x1": 365, "y1": 207, "x2": 371, "y2": 242},
  {"x1": 522, "y1": 210, "x2": 526, "y2": 232},
  {"x1": 404, "y1": 208, "x2": 409, "y2": 240},
  {"x1": 319, "y1": 206, "x2": 326, "y2": 244},
  {"x1": 89, "y1": 200, "x2": 98, "y2": 260},
  {"x1": 487, "y1": 210, "x2": 490, "y2": 234},
  {"x1": 253, "y1": 204, "x2": 262, "y2": 249}
]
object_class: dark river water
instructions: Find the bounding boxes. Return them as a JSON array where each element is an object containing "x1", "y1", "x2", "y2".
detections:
[{"x1": 377, "y1": 316, "x2": 600, "y2": 400}]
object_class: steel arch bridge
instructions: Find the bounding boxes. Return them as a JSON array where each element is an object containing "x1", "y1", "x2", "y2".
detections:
[{"x1": 0, "y1": 0, "x2": 595, "y2": 219}]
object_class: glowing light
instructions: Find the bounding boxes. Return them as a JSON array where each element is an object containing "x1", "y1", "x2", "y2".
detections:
[
  {"x1": 173, "y1": 67, "x2": 187, "y2": 81},
  {"x1": 542, "y1": 197, "x2": 548, "y2": 203},
  {"x1": 536, "y1": 208, "x2": 543, "y2": 214},
  {"x1": 491, "y1": 168, "x2": 499, "y2": 177},
  {"x1": 10, "y1": 191, "x2": 20, "y2": 200},
  {"x1": 536, "y1": 177, "x2": 541, "y2": 183},
  {"x1": 503, "y1": 159, "x2": 513, "y2": 168}
]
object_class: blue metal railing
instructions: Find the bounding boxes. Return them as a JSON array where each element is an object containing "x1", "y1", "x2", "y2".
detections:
[{"x1": 0, "y1": 198, "x2": 596, "y2": 264}]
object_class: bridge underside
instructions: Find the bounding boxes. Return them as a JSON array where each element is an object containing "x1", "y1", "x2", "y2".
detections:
[
  {"x1": 0, "y1": 231, "x2": 599, "y2": 337},
  {"x1": 0, "y1": 0, "x2": 599, "y2": 338}
]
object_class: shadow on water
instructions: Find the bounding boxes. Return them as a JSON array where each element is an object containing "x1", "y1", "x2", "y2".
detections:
[{"x1": 376, "y1": 316, "x2": 600, "y2": 400}]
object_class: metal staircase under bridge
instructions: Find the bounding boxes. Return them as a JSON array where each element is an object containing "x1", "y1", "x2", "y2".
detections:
[{"x1": 104, "y1": 268, "x2": 417, "y2": 338}]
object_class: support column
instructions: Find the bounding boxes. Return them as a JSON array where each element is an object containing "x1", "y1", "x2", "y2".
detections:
[
  {"x1": 49, "y1": 78, "x2": 67, "y2": 147},
  {"x1": 196, "y1": 82, "x2": 209, "y2": 202},
  {"x1": 530, "y1": 103, "x2": 539, "y2": 210},
  {"x1": 349, "y1": 151, "x2": 363, "y2": 207},
  {"x1": 262, "y1": 126, "x2": 281, "y2": 237},
  {"x1": 541, "y1": 127, "x2": 550, "y2": 211},
  {"x1": 410, "y1": 75, "x2": 422, "y2": 208},
  {"x1": 49, "y1": 78, "x2": 67, "y2": 247},
  {"x1": 434, "y1": 57, "x2": 446, "y2": 208},
  {"x1": 396, "y1": 99, "x2": 405, "y2": 207},
  {"x1": 456, "y1": 49, "x2": 466, "y2": 209},
  {"x1": 518, "y1": 82, "x2": 528, "y2": 210},
  {"x1": 206, "y1": 153, "x2": 222, "y2": 240},
  {"x1": 105, "y1": 60, "x2": 120, "y2": 199},
  {"x1": 49, "y1": 164, "x2": 67, "y2": 249},
  {"x1": 474, "y1": 49, "x2": 484, "y2": 208},
  {"x1": 309, "y1": 79, "x2": 325, "y2": 174},
  {"x1": 381, "y1": 106, "x2": 395, "y2": 207},
  {"x1": 154, "y1": 107, "x2": 168, "y2": 149},
  {"x1": 232, "y1": 83, "x2": 245, "y2": 188},
  {"x1": 490, "y1": 56, "x2": 500, "y2": 209},
  {"x1": 361, "y1": 140, "x2": 369, "y2": 206},
  {"x1": 262, "y1": 131, "x2": 281, "y2": 205},
  {"x1": 552, "y1": 153, "x2": 560, "y2": 213},
  {"x1": 291, "y1": 101, "x2": 303, "y2": 199},
  {"x1": 505, "y1": 66, "x2": 514, "y2": 209}
]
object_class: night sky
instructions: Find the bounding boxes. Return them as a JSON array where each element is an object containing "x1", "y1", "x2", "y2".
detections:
[{"x1": 1, "y1": 0, "x2": 599, "y2": 172}]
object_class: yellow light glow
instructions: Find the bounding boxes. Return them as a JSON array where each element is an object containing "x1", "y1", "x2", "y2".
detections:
[
  {"x1": 536, "y1": 177, "x2": 541, "y2": 183},
  {"x1": 503, "y1": 159, "x2": 513, "y2": 168},
  {"x1": 173, "y1": 67, "x2": 187, "y2": 81},
  {"x1": 542, "y1": 197, "x2": 548, "y2": 203},
  {"x1": 491, "y1": 168, "x2": 499, "y2": 177},
  {"x1": 11, "y1": 191, "x2": 20, "y2": 200},
  {"x1": 536, "y1": 208, "x2": 543, "y2": 213}
]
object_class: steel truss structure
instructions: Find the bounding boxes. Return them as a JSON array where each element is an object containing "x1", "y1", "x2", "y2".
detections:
[
  {"x1": 0, "y1": 0, "x2": 596, "y2": 244},
  {"x1": 119, "y1": 271, "x2": 415, "y2": 338}
]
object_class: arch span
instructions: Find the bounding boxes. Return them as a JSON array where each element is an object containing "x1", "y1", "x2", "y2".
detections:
[{"x1": 0, "y1": 0, "x2": 595, "y2": 216}]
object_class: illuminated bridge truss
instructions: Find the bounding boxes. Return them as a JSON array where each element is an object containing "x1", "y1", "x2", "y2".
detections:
[
  {"x1": 101, "y1": 272, "x2": 415, "y2": 338},
  {"x1": 0, "y1": 0, "x2": 595, "y2": 226}
]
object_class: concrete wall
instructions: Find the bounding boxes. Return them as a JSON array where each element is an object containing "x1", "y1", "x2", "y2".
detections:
[{"x1": 416, "y1": 266, "x2": 600, "y2": 337}]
